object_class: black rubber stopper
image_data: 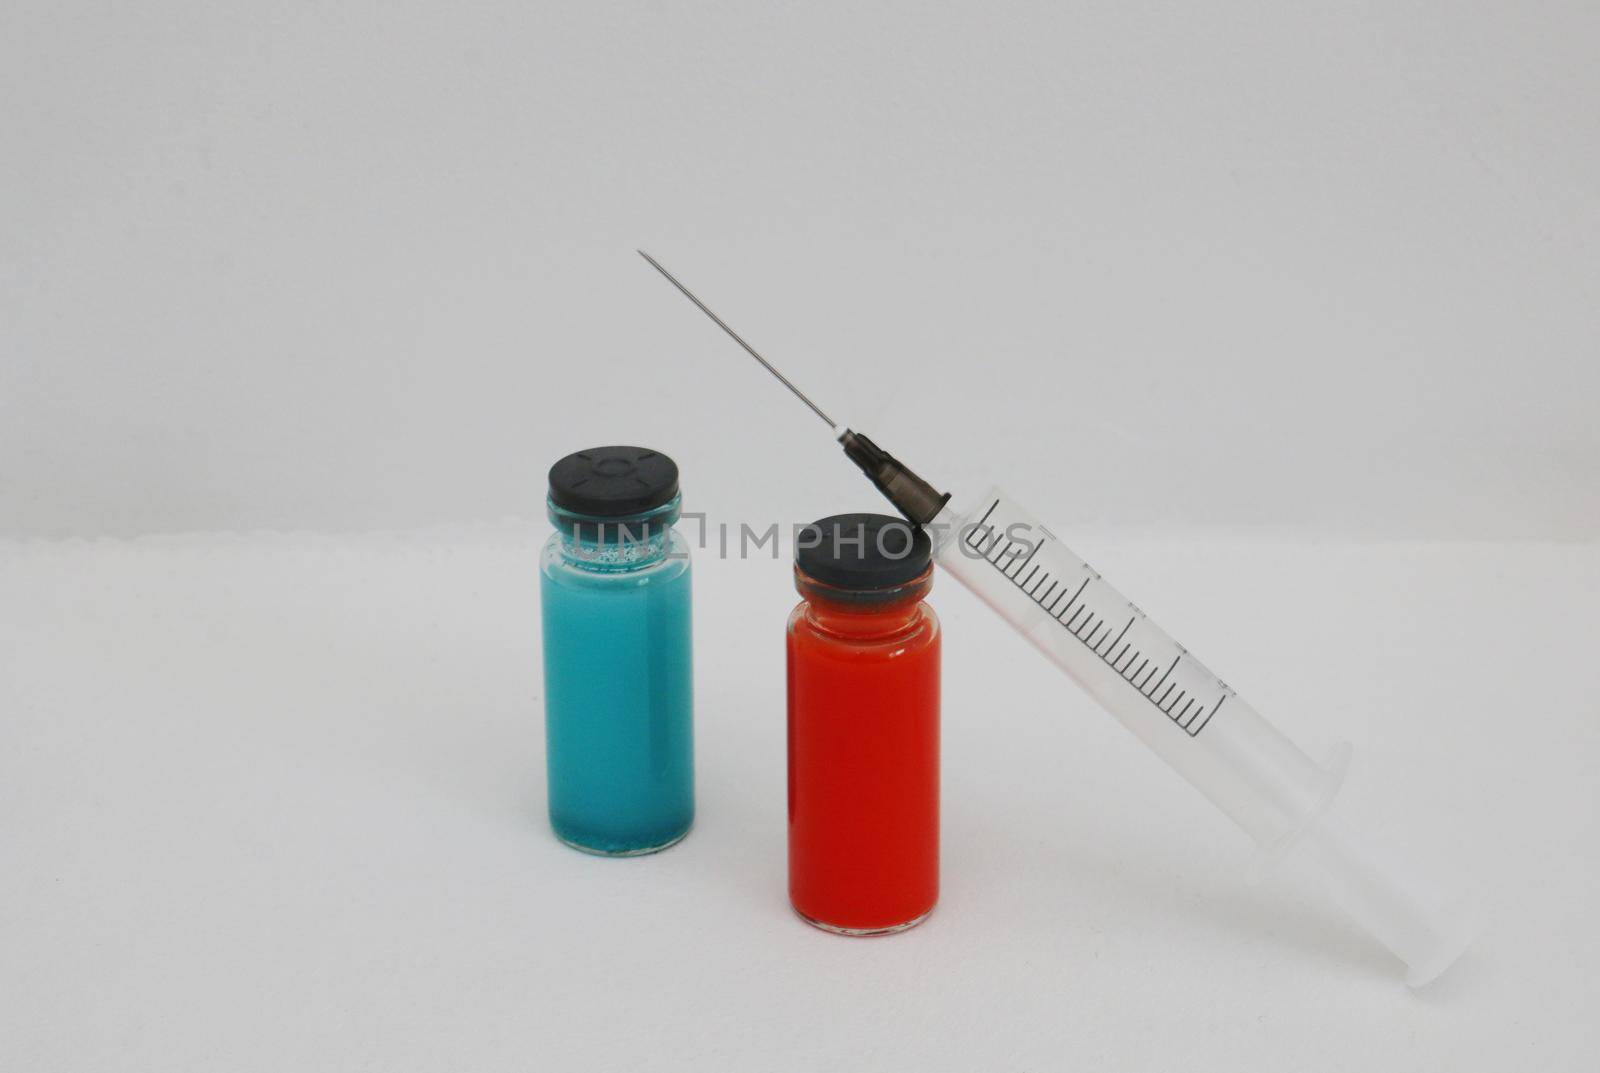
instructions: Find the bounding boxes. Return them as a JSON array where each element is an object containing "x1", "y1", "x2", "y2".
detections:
[
  {"x1": 548, "y1": 446, "x2": 680, "y2": 517},
  {"x1": 795, "y1": 512, "x2": 932, "y2": 590}
]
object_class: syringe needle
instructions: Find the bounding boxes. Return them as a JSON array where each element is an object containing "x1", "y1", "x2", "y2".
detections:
[
  {"x1": 636, "y1": 250, "x2": 839, "y2": 431},
  {"x1": 638, "y1": 249, "x2": 950, "y2": 525}
]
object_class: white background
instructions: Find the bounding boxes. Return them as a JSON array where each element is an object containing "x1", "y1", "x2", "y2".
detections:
[
  {"x1": 3, "y1": 3, "x2": 1597, "y2": 1071},
  {"x1": 4, "y1": 1, "x2": 1596, "y2": 540}
]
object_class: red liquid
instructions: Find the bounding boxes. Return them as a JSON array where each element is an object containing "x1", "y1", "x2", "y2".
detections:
[{"x1": 786, "y1": 570, "x2": 940, "y2": 933}]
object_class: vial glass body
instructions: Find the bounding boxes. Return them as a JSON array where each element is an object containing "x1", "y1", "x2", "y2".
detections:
[
  {"x1": 786, "y1": 566, "x2": 940, "y2": 933},
  {"x1": 541, "y1": 496, "x2": 694, "y2": 855}
]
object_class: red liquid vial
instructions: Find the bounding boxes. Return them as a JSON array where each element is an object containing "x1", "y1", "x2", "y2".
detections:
[{"x1": 787, "y1": 513, "x2": 940, "y2": 934}]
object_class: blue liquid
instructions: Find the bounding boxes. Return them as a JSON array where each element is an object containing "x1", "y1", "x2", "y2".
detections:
[{"x1": 541, "y1": 542, "x2": 694, "y2": 854}]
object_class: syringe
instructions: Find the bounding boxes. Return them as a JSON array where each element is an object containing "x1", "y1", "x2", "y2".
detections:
[{"x1": 640, "y1": 251, "x2": 1477, "y2": 986}]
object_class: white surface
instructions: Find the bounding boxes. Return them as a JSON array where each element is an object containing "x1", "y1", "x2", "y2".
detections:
[
  {"x1": 4, "y1": 530, "x2": 1596, "y2": 1071},
  {"x1": 4, "y1": 2, "x2": 1599, "y2": 538}
]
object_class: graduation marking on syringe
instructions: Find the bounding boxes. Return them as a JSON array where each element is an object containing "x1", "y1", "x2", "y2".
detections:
[{"x1": 964, "y1": 501, "x2": 1225, "y2": 738}]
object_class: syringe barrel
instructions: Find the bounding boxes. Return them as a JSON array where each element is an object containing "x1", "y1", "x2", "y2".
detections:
[
  {"x1": 929, "y1": 488, "x2": 1476, "y2": 984},
  {"x1": 930, "y1": 488, "x2": 1337, "y2": 849}
]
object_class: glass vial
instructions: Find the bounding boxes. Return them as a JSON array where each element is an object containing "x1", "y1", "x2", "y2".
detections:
[
  {"x1": 541, "y1": 446, "x2": 694, "y2": 856},
  {"x1": 787, "y1": 513, "x2": 940, "y2": 933}
]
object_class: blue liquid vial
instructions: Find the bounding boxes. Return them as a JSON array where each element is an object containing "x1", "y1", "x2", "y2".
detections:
[{"x1": 541, "y1": 446, "x2": 694, "y2": 855}]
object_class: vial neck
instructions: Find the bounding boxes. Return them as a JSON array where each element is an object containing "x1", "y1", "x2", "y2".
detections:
[
  {"x1": 549, "y1": 497, "x2": 679, "y2": 572},
  {"x1": 795, "y1": 567, "x2": 931, "y2": 639}
]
